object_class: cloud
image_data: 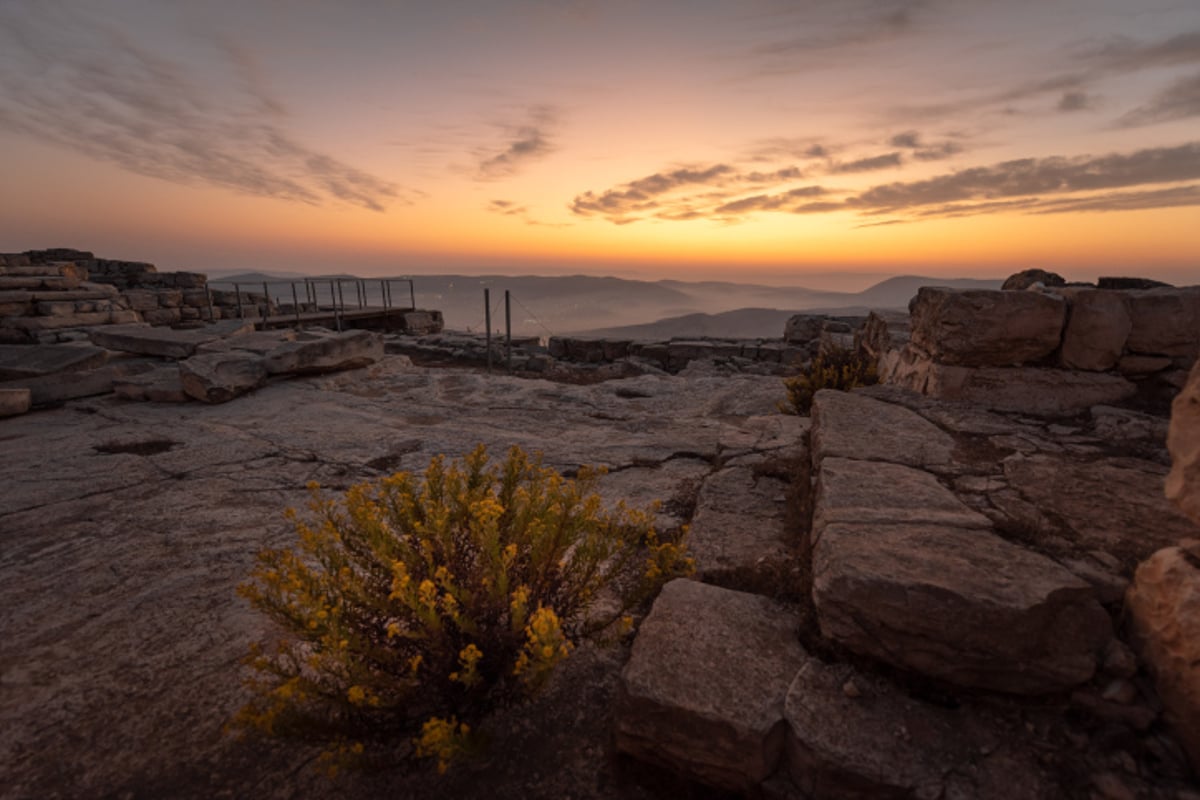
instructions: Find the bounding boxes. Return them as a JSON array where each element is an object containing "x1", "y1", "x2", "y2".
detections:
[
  {"x1": 889, "y1": 131, "x2": 921, "y2": 148},
  {"x1": 1079, "y1": 31, "x2": 1200, "y2": 71},
  {"x1": 744, "y1": 137, "x2": 830, "y2": 163},
  {"x1": 569, "y1": 164, "x2": 735, "y2": 220},
  {"x1": 1057, "y1": 91, "x2": 1095, "y2": 112},
  {"x1": 570, "y1": 141, "x2": 1200, "y2": 225},
  {"x1": 850, "y1": 141, "x2": 1200, "y2": 213},
  {"x1": 831, "y1": 152, "x2": 903, "y2": 173},
  {"x1": 751, "y1": 0, "x2": 926, "y2": 65},
  {"x1": 713, "y1": 186, "x2": 826, "y2": 215},
  {"x1": 476, "y1": 105, "x2": 559, "y2": 180},
  {"x1": 1118, "y1": 71, "x2": 1200, "y2": 127},
  {"x1": 886, "y1": 131, "x2": 963, "y2": 161},
  {"x1": 0, "y1": 4, "x2": 402, "y2": 212}
]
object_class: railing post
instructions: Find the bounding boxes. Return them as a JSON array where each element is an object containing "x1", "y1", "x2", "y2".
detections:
[
  {"x1": 484, "y1": 288, "x2": 492, "y2": 374},
  {"x1": 505, "y1": 290, "x2": 512, "y2": 372},
  {"x1": 235, "y1": 284, "x2": 243, "y2": 318},
  {"x1": 262, "y1": 281, "x2": 270, "y2": 324},
  {"x1": 291, "y1": 282, "x2": 300, "y2": 326},
  {"x1": 409, "y1": 280, "x2": 415, "y2": 311}
]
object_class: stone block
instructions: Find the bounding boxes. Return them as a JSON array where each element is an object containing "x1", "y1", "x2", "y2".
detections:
[
  {"x1": 179, "y1": 351, "x2": 268, "y2": 403},
  {"x1": 616, "y1": 579, "x2": 807, "y2": 792},
  {"x1": 1167, "y1": 361, "x2": 1200, "y2": 525},
  {"x1": 261, "y1": 329, "x2": 382, "y2": 375},
  {"x1": 0, "y1": 344, "x2": 109, "y2": 380},
  {"x1": 1126, "y1": 288, "x2": 1200, "y2": 359},
  {"x1": 1059, "y1": 289, "x2": 1131, "y2": 371},
  {"x1": 812, "y1": 521, "x2": 1112, "y2": 694},
  {"x1": 122, "y1": 290, "x2": 160, "y2": 312},
  {"x1": 909, "y1": 287, "x2": 1066, "y2": 366},
  {"x1": 89, "y1": 321, "x2": 254, "y2": 359},
  {"x1": 811, "y1": 389, "x2": 955, "y2": 468},
  {"x1": 686, "y1": 466, "x2": 793, "y2": 588}
]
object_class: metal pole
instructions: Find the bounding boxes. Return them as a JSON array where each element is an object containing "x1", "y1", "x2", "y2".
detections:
[
  {"x1": 505, "y1": 290, "x2": 512, "y2": 372},
  {"x1": 335, "y1": 280, "x2": 345, "y2": 332},
  {"x1": 262, "y1": 281, "x2": 270, "y2": 324},
  {"x1": 357, "y1": 280, "x2": 365, "y2": 309},
  {"x1": 381, "y1": 279, "x2": 388, "y2": 310},
  {"x1": 484, "y1": 288, "x2": 492, "y2": 374},
  {"x1": 409, "y1": 280, "x2": 415, "y2": 311},
  {"x1": 291, "y1": 282, "x2": 300, "y2": 326},
  {"x1": 235, "y1": 284, "x2": 243, "y2": 319}
]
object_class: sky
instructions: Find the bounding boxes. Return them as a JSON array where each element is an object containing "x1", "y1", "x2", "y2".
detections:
[{"x1": 0, "y1": 0, "x2": 1198, "y2": 289}]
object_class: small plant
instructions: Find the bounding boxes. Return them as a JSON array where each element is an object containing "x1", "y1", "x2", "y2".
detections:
[
  {"x1": 781, "y1": 346, "x2": 878, "y2": 415},
  {"x1": 232, "y1": 444, "x2": 691, "y2": 773}
]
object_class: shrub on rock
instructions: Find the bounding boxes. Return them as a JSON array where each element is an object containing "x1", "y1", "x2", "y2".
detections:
[
  {"x1": 781, "y1": 347, "x2": 878, "y2": 416},
  {"x1": 233, "y1": 444, "x2": 691, "y2": 773}
]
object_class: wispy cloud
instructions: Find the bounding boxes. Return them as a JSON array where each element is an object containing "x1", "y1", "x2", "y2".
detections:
[
  {"x1": 1057, "y1": 91, "x2": 1095, "y2": 112},
  {"x1": 831, "y1": 152, "x2": 903, "y2": 173},
  {"x1": 0, "y1": 4, "x2": 404, "y2": 212},
  {"x1": 570, "y1": 142, "x2": 1200, "y2": 225},
  {"x1": 1118, "y1": 71, "x2": 1200, "y2": 127},
  {"x1": 1078, "y1": 31, "x2": 1200, "y2": 71},
  {"x1": 476, "y1": 105, "x2": 559, "y2": 180}
]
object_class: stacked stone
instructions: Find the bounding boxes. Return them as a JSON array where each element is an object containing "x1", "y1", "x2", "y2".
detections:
[
  {"x1": 877, "y1": 283, "x2": 1200, "y2": 414},
  {"x1": 0, "y1": 260, "x2": 140, "y2": 344}
]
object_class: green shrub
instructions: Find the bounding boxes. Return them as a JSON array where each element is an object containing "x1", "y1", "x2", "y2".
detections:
[
  {"x1": 233, "y1": 444, "x2": 692, "y2": 774},
  {"x1": 781, "y1": 346, "x2": 878, "y2": 415}
]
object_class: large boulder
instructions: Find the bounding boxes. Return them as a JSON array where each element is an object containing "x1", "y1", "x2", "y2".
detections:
[
  {"x1": 1001, "y1": 268, "x2": 1066, "y2": 291},
  {"x1": 178, "y1": 352, "x2": 268, "y2": 403},
  {"x1": 615, "y1": 579, "x2": 807, "y2": 792},
  {"x1": 909, "y1": 287, "x2": 1066, "y2": 367},
  {"x1": 1125, "y1": 541, "x2": 1200, "y2": 772},
  {"x1": 784, "y1": 314, "x2": 827, "y2": 345},
  {"x1": 812, "y1": 521, "x2": 1113, "y2": 693},
  {"x1": 1058, "y1": 289, "x2": 1131, "y2": 371},
  {"x1": 1167, "y1": 361, "x2": 1200, "y2": 524},
  {"x1": 852, "y1": 310, "x2": 909, "y2": 364},
  {"x1": 261, "y1": 329, "x2": 383, "y2": 375}
]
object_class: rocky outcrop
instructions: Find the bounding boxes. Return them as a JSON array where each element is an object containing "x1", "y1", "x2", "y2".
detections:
[
  {"x1": 179, "y1": 352, "x2": 269, "y2": 403},
  {"x1": 615, "y1": 579, "x2": 807, "y2": 792},
  {"x1": 1125, "y1": 541, "x2": 1200, "y2": 772},
  {"x1": 874, "y1": 283, "x2": 1197, "y2": 415},
  {"x1": 909, "y1": 287, "x2": 1066, "y2": 366},
  {"x1": 89, "y1": 321, "x2": 256, "y2": 359},
  {"x1": 261, "y1": 330, "x2": 383, "y2": 375}
]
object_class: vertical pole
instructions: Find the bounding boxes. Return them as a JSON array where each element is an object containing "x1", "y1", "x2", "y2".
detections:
[
  {"x1": 235, "y1": 284, "x2": 243, "y2": 318},
  {"x1": 409, "y1": 280, "x2": 415, "y2": 311},
  {"x1": 505, "y1": 290, "x2": 512, "y2": 372},
  {"x1": 262, "y1": 281, "x2": 270, "y2": 324},
  {"x1": 484, "y1": 288, "x2": 492, "y2": 374},
  {"x1": 336, "y1": 281, "x2": 345, "y2": 332},
  {"x1": 291, "y1": 282, "x2": 300, "y2": 326}
]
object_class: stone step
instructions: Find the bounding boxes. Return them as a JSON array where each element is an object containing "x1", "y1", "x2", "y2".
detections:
[
  {"x1": 4, "y1": 311, "x2": 141, "y2": 332},
  {"x1": 88, "y1": 320, "x2": 254, "y2": 359},
  {"x1": 0, "y1": 273, "x2": 83, "y2": 292},
  {"x1": 0, "y1": 263, "x2": 88, "y2": 282}
]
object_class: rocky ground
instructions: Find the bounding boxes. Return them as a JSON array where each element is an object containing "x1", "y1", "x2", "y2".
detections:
[
  {"x1": 1, "y1": 353, "x2": 1197, "y2": 799},
  {"x1": 0, "y1": 356, "x2": 799, "y2": 799}
]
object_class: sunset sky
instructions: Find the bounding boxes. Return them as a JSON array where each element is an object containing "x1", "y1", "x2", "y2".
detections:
[{"x1": 1, "y1": 0, "x2": 1198, "y2": 287}]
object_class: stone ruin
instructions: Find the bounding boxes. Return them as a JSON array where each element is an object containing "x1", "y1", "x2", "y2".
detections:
[{"x1": 610, "y1": 274, "x2": 1200, "y2": 798}]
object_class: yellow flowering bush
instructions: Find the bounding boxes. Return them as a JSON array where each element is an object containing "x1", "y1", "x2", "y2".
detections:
[
  {"x1": 781, "y1": 346, "x2": 878, "y2": 416},
  {"x1": 233, "y1": 444, "x2": 691, "y2": 772}
]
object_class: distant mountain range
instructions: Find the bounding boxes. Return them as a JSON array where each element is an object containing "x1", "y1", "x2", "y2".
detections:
[{"x1": 206, "y1": 271, "x2": 1002, "y2": 338}]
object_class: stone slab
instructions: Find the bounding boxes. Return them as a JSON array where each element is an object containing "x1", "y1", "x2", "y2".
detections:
[
  {"x1": 909, "y1": 287, "x2": 1066, "y2": 367},
  {"x1": 261, "y1": 329, "x2": 382, "y2": 375},
  {"x1": 811, "y1": 389, "x2": 955, "y2": 468},
  {"x1": 812, "y1": 522, "x2": 1112, "y2": 694},
  {"x1": 179, "y1": 351, "x2": 268, "y2": 403},
  {"x1": 814, "y1": 457, "x2": 990, "y2": 535},
  {"x1": 0, "y1": 360, "x2": 157, "y2": 405},
  {"x1": 89, "y1": 320, "x2": 254, "y2": 358},
  {"x1": 616, "y1": 579, "x2": 807, "y2": 792},
  {"x1": 112, "y1": 365, "x2": 190, "y2": 403}
]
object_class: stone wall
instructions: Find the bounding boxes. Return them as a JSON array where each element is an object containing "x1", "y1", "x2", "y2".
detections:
[{"x1": 876, "y1": 284, "x2": 1199, "y2": 415}]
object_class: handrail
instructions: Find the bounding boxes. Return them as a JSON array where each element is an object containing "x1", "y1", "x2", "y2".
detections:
[{"x1": 206, "y1": 276, "x2": 416, "y2": 331}]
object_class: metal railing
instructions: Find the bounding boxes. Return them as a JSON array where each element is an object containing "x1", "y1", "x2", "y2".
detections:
[{"x1": 208, "y1": 277, "x2": 415, "y2": 331}]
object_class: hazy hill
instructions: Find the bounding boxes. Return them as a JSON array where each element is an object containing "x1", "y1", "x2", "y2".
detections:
[{"x1": 202, "y1": 271, "x2": 1003, "y2": 337}]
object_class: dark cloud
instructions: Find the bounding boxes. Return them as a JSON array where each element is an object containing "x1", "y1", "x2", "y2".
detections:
[
  {"x1": 752, "y1": 0, "x2": 926, "y2": 62},
  {"x1": 1118, "y1": 71, "x2": 1200, "y2": 127},
  {"x1": 1030, "y1": 184, "x2": 1200, "y2": 214},
  {"x1": 743, "y1": 166, "x2": 806, "y2": 183},
  {"x1": 1057, "y1": 91, "x2": 1094, "y2": 112},
  {"x1": 0, "y1": 5, "x2": 404, "y2": 212},
  {"x1": 850, "y1": 142, "x2": 1200, "y2": 213},
  {"x1": 887, "y1": 131, "x2": 962, "y2": 161},
  {"x1": 476, "y1": 105, "x2": 558, "y2": 180},
  {"x1": 831, "y1": 152, "x2": 903, "y2": 173}
]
